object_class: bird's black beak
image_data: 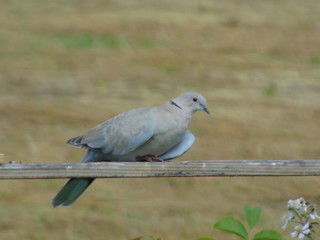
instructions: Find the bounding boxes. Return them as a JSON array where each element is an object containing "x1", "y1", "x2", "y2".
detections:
[{"x1": 201, "y1": 104, "x2": 210, "y2": 114}]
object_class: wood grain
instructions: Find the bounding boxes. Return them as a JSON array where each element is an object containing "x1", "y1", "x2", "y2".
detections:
[{"x1": 0, "y1": 160, "x2": 319, "y2": 179}]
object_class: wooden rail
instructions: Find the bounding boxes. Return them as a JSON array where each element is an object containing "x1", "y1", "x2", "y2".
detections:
[{"x1": 0, "y1": 160, "x2": 319, "y2": 179}]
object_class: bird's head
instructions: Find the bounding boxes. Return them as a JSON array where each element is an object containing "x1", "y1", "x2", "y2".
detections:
[{"x1": 170, "y1": 92, "x2": 210, "y2": 115}]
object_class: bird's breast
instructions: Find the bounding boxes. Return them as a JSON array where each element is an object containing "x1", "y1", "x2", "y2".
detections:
[{"x1": 140, "y1": 111, "x2": 189, "y2": 155}]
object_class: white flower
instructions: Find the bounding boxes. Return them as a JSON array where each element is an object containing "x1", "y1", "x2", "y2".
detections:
[
  {"x1": 288, "y1": 198, "x2": 304, "y2": 210},
  {"x1": 282, "y1": 211, "x2": 295, "y2": 229},
  {"x1": 290, "y1": 223, "x2": 311, "y2": 239},
  {"x1": 284, "y1": 197, "x2": 320, "y2": 239},
  {"x1": 287, "y1": 198, "x2": 310, "y2": 217},
  {"x1": 309, "y1": 208, "x2": 320, "y2": 220}
]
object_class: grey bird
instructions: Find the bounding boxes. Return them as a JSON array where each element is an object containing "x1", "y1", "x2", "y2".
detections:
[{"x1": 52, "y1": 91, "x2": 210, "y2": 207}]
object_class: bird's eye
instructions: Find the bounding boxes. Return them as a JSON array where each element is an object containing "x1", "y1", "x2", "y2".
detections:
[{"x1": 193, "y1": 97, "x2": 198, "y2": 102}]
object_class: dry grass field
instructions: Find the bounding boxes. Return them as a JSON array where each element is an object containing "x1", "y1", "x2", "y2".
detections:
[{"x1": 0, "y1": 0, "x2": 320, "y2": 239}]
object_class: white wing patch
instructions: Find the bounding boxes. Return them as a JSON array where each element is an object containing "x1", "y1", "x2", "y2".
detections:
[{"x1": 158, "y1": 131, "x2": 195, "y2": 160}]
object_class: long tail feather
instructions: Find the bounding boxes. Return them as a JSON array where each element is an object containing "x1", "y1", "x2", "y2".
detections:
[
  {"x1": 51, "y1": 178, "x2": 95, "y2": 207},
  {"x1": 52, "y1": 149, "x2": 105, "y2": 207}
]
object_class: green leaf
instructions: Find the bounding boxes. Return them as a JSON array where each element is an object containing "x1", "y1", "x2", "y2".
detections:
[
  {"x1": 132, "y1": 237, "x2": 160, "y2": 240},
  {"x1": 213, "y1": 217, "x2": 248, "y2": 240},
  {"x1": 198, "y1": 238, "x2": 216, "y2": 240},
  {"x1": 253, "y1": 230, "x2": 286, "y2": 240},
  {"x1": 243, "y1": 205, "x2": 262, "y2": 229}
]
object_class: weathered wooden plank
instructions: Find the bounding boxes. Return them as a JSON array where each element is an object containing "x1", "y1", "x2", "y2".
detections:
[{"x1": 0, "y1": 160, "x2": 319, "y2": 179}]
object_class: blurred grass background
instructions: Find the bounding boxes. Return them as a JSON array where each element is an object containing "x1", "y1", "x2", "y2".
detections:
[{"x1": 0, "y1": 0, "x2": 320, "y2": 239}]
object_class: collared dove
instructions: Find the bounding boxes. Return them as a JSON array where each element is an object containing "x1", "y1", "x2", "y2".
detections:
[{"x1": 52, "y1": 91, "x2": 210, "y2": 207}]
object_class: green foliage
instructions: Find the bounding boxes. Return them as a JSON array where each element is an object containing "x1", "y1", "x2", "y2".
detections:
[
  {"x1": 136, "y1": 205, "x2": 287, "y2": 240},
  {"x1": 253, "y1": 230, "x2": 286, "y2": 240},
  {"x1": 243, "y1": 205, "x2": 262, "y2": 229},
  {"x1": 310, "y1": 56, "x2": 320, "y2": 65},
  {"x1": 132, "y1": 237, "x2": 161, "y2": 240},
  {"x1": 163, "y1": 65, "x2": 176, "y2": 74},
  {"x1": 264, "y1": 83, "x2": 277, "y2": 97},
  {"x1": 197, "y1": 237, "x2": 216, "y2": 240},
  {"x1": 213, "y1": 217, "x2": 248, "y2": 240},
  {"x1": 213, "y1": 205, "x2": 285, "y2": 240},
  {"x1": 55, "y1": 33, "x2": 122, "y2": 49},
  {"x1": 54, "y1": 32, "x2": 163, "y2": 50},
  {"x1": 138, "y1": 39, "x2": 164, "y2": 49}
]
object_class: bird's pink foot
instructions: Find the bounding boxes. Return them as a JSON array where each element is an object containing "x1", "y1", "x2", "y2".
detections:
[{"x1": 136, "y1": 155, "x2": 164, "y2": 162}]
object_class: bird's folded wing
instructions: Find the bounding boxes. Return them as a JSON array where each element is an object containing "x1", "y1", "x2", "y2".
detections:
[
  {"x1": 81, "y1": 108, "x2": 155, "y2": 155},
  {"x1": 158, "y1": 130, "x2": 195, "y2": 160}
]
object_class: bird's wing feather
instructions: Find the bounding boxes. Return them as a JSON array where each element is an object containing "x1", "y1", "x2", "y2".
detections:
[
  {"x1": 158, "y1": 130, "x2": 195, "y2": 160},
  {"x1": 81, "y1": 107, "x2": 155, "y2": 155}
]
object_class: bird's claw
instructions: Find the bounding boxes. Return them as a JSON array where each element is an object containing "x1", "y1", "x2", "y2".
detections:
[{"x1": 136, "y1": 155, "x2": 164, "y2": 162}]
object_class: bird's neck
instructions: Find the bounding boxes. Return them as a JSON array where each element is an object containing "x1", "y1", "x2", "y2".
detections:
[
  {"x1": 169, "y1": 100, "x2": 183, "y2": 110},
  {"x1": 164, "y1": 101, "x2": 193, "y2": 123}
]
